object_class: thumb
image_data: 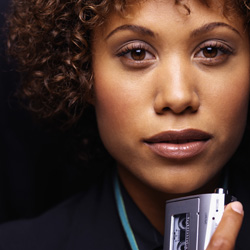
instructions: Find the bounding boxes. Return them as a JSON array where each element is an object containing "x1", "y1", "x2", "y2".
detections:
[{"x1": 206, "y1": 201, "x2": 244, "y2": 250}]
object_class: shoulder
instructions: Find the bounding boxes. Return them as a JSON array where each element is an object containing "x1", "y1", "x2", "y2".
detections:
[
  {"x1": 0, "y1": 171, "x2": 129, "y2": 250},
  {"x1": 0, "y1": 192, "x2": 84, "y2": 250}
]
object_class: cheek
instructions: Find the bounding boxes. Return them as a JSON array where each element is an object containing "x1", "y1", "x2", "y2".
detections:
[
  {"x1": 207, "y1": 68, "x2": 250, "y2": 147},
  {"x1": 93, "y1": 71, "x2": 141, "y2": 146},
  {"x1": 93, "y1": 62, "x2": 153, "y2": 134}
]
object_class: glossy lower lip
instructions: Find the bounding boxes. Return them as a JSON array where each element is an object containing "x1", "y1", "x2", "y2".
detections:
[
  {"x1": 144, "y1": 129, "x2": 212, "y2": 160},
  {"x1": 146, "y1": 140, "x2": 210, "y2": 160}
]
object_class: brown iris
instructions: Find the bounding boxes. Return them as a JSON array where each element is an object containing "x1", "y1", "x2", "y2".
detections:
[
  {"x1": 203, "y1": 47, "x2": 218, "y2": 58},
  {"x1": 131, "y1": 49, "x2": 146, "y2": 60}
]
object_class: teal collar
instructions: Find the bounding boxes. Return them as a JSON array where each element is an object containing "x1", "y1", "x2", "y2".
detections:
[{"x1": 113, "y1": 174, "x2": 139, "y2": 250}]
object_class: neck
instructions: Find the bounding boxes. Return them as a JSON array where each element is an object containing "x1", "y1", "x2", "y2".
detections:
[{"x1": 117, "y1": 166, "x2": 222, "y2": 235}]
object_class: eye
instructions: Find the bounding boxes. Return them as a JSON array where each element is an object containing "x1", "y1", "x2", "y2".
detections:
[
  {"x1": 202, "y1": 47, "x2": 218, "y2": 58},
  {"x1": 130, "y1": 49, "x2": 147, "y2": 60},
  {"x1": 116, "y1": 41, "x2": 156, "y2": 68},
  {"x1": 194, "y1": 41, "x2": 234, "y2": 65},
  {"x1": 123, "y1": 48, "x2": 155, "y2": 61}
]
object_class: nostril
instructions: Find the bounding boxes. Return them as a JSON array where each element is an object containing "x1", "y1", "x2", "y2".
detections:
[
  {"x1": 160, "y1": 105, "x2": 197, "y2": 114},
  {"x1": 162, "y1": 107, "x2": 170, "y2": 112},
  {"x1": 154, "y1": 87, "x2": 200, "y2": 115}
]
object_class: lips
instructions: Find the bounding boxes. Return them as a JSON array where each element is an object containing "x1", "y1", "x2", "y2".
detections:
[{"x1": 144, "y1": 129, "x2": 212, "y2": 160}]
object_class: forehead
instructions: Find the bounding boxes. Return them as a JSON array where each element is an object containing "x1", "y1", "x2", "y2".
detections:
[
  {"x1": 110, "y1": 0, "x2": 243, "y2": 23},
  {"x1": 115, "y1": 0, "x2": 235, "y2": 12},
  {"x1": 100, "y1": 0, "x2": 245, "y2": 36}
]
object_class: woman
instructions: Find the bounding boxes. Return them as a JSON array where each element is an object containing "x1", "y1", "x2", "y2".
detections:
[{"x1": 0, "y1": 0, "x2": 249, "y2": 249}]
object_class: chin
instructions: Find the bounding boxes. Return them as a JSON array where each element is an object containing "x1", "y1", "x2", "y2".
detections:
[{"x1": 155, "y1": 174, "x2": 219, "y2": 197}]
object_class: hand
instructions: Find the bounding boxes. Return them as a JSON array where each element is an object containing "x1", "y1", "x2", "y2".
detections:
[{"x1": 206, "y1": 201, "x2": 244, "y2": 250}]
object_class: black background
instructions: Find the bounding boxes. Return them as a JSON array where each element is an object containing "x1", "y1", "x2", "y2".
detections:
[{"x1": 0, "y1": 0, "x2": 87, "y2": 223}]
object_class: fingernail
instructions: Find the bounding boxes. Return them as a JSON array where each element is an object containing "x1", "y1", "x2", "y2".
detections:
[{"x1": 231, "y1": 201, "x2": 244, "y2": 214}]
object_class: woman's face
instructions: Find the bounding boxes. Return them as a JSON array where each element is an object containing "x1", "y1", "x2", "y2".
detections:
[{"x1": 92, "y1": 0, "x2": 250, "y2": 194}]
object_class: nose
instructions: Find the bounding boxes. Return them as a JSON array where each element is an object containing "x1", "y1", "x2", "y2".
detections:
[{"x1": 154, "y1": 58, "x2": 200, "y2": 115}]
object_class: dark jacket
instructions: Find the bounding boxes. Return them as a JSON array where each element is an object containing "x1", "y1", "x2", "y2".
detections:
[{"x1": 0, "y1": 167, "x2": 249, "y2": 250}]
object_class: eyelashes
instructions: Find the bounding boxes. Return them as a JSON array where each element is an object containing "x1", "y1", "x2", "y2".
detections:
[
  {"x1": 116, "y1": 41, "x2": 156, "y2": 68},
  {"x1": 116, "y1": 42, "x2": 155, "y2": 60},
  {"x1": 194, "y1": 40, "x2": 234, "y2": 65},
  {"x1": 115, "y1": 40, "x2": 234, "y2": 68}
]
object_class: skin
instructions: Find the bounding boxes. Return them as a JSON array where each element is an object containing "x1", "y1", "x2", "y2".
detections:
[
  {"x1": 91, "y1": 0, "x2": 248, "y2": 247},
  {"x1": 206, "y1": 202, "x2": 243, "y2": 250}
]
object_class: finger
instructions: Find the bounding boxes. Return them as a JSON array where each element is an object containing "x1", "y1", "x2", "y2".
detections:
[{"x1": 206, "y1": 201, "x2": 244, "y2": 250}]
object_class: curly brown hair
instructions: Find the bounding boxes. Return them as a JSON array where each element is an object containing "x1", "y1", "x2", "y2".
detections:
[{"x1": 7, "y1": 0, "x2": 109, "y2": 128}]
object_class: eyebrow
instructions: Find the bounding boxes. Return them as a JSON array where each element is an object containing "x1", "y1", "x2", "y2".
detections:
[
  {"x1": 105, "y1": 22, "x2": 241, "y2": 41},
  {"x1": 190, "y1": 22, "x2": 241, "y2": 38},
  {"x1": 105, "y1": 24, "x2": 156, "y2": 40}
]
